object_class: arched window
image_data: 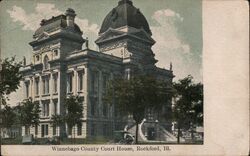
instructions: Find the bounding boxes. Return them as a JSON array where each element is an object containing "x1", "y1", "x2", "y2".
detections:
[{"x1": 43, "y1": 55, "x2": 49, "y2": 70}]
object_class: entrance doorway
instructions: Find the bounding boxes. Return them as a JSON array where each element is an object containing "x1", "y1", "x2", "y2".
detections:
[{"x1": 147, "y1": 127, "x2": 156, "y2": 140}]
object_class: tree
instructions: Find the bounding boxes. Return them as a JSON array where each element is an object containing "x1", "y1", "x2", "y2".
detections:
[
  {"x1": 0, "y1": 57, "x2": 22, "y2": 129},
  {"x1": 18, "y1": 99, "x2": 40, "y2": 135},
  {"x1": 105, "y1": 75, "x2": 173, "y2": 144},
  {"x1": 172, "y1": 75, "x2": 203, "y2": 143},
  {"x1": 51, "y1": 96, "x2": 83, "y2": 143},
  {"x1": 51, "y1": 114, "x2": 64, "y2": 137},
  {"x1": 1, "y1": 105, "x2": 16, "y2": 136},
  {"x1": 0, "y1": 57, "x2": 22, "y2": 100},
  {"x1": 65, "y1": 96, "x2": 83, "y2": 143}
]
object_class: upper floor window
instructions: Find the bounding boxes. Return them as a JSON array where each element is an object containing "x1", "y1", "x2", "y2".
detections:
[
  {"x1": 78, "y1": 71, "x2": 84, "y2": 91},
  {"x1": 54, "y1": 101, "x2": 58, "y2": 115},
  {"x1": 25, "y1": 81, "x2": 30, "y2": 98},
  {"x1": 90, "y1": 124, "x2": 96, "y2": 136},
  {"x1": 42, "y1": 103, "x2": 49, "y2": 117},
  {"x1": 42, "y1": 76, "x2": 49, "y2": 95},
  {"x1": 90, "y1": 71, "x2": 98, "y2": 93},
  {"x1": 53, "y1": 74, "x2": 58, "y2": 93},
  {"x1": 67, "y1": 73, "x2": 73, "y2": 93},
  {"x1": 103, "y1": 103, "x2": 108, "y2": 117},
  {"x1": 35, "y1": 55, "x2": 39, "y2": 61},
  {"x1": 102, "y1": 74, "x2": 108, "y2": 93},
  {"x1": 43, "y1": 55, "x2": 49, "y2": 70},
  {"x1": 90, "y1": 98, "x2": 96, "y2": 116},
  {"x1": 54, "y1": 49, "x2": 58, "y2": 56},
  {"x1": 35, "y1": 78, "x2": 39, "y2": 96}
]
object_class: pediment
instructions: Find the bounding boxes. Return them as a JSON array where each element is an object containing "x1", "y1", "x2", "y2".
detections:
[
  {"x1": 95, "y1": 29, "x2": 125, "y2": 43},
  {"x1": 36, "y1": 32, "x2": 50, "y2": 41}
]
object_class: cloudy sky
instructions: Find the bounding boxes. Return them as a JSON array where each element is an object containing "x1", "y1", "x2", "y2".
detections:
[{"x1": 0, "y1": 0, "x2": 202, "y2": 105}]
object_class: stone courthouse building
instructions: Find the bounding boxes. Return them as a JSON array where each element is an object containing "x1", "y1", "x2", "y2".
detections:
[{"x1": 20, "y1": 0, "x2": 175, "y2": 141}]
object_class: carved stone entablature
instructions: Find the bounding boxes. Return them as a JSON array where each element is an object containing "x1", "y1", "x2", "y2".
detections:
[
  {"x1": 40, "y1": 45, "x2": 51, "y2": 52},
  {"x1": 127, "y1": 40, "x2": 151, "y2": 52},
  {"x1": 100, "y1": 40, "x2": 127, "y2": 52}
]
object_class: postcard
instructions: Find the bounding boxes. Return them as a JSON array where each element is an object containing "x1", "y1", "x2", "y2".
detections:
[{"x1": 0, "y1": 0, "x2": 249, "y2": 155}]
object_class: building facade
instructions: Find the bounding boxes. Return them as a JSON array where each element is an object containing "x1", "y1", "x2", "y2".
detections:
[{"x1": 20, "y1": 0, "x2": 174, "y2": 140}]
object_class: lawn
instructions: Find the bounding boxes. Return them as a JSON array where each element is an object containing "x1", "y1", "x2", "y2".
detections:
[{"x1": 2, "y1": 136, "x2": 110, "y2": 145}]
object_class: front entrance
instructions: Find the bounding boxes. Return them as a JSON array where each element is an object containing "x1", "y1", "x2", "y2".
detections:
[{"x1": 147, "y1": 127, "x2": 156, "y2": 140}]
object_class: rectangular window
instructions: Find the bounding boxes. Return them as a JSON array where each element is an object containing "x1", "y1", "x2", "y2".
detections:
[
  {"x1": 114, "y1": 105, "x2": 118, "y2": 117},
  {"x1": 35, "y1": 78, "x2": 39, "y2": 95},
  {"x1": 35, "y1": 125, "x2": 38, "y2": 135},
  {"x1": 91, "y1": 99, "x2": 96, "y2": 116},
  {"x1": 42, "y1": 76, "x2": 49, "y2": 94},
  {"x1": 42, "y1": 103, "x2": 46, "y2": 116},
  {"x1": 41, "y1": 125, "x2": 45, "y2": 137},
  {"x1": 53, "y1": 125, "x2": 56, "y2": 135},
  {"x1": 91, "y1": 124, "x2": 95, "y2": 136},
  {"x1": 102, "y1": 74, "x2": 108, "y2": 93},
  {"x1": 90, "y1": 72, "x2": 95, "y2": 93},
  {"x1": 78, "y1": 72, "x2": 83, "y2": 91},
  {"x1": 103, "y1": 124, "x2": 107, "y2": 136},
  {"x1": 77, "y1": 124, "x2": 82, "y2": 136},
  {"x1": 46, "y1": 103, "x2": 50, "y2": 116},
  {"x1": 103, "y1": 103, "x2": 107, "y2": 117},
  {"x1": 53, "y1": 74, "x2": 58, "y2": 93},
  {"x1": 42, "y1": 78, "x2": 46, "y2": 94},
  {"x1": 43, "y1": 103, "x2": 49, "y2": 116},
  {"x1": 54, "y1": 102, "x2": 57, "y2": 115},
  {"x1": 46, "y1": 77, "x2": 49, "y2": 94},
  {"x1": 25, "y1": 81, "x2": 30, "y2": 98},
  {"x1": 90, "y1": 71, "x2": 99, "y2": 93},
  {"x1": 45, "y1": 124, "x2": 48, "y2": 135},
  {"x1": 67, "y1": 74, "x2": 73, "y2": 93}
]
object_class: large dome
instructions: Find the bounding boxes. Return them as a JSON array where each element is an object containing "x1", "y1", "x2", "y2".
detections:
[{"x1": 99, "y1": 0, "x2": 152, "y2": 35}]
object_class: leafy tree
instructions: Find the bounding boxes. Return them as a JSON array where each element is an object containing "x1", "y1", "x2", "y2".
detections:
[
  {"x1": 105, "y1": 76, "x2": 173, "y2": 144},
  {"x1": 0, "y1": 57, "x2": 22, "y2": 99},
  {"x1": 172, "y1": 75, "x2": 203, "y2": 143},
  {"x1": 0, "y1": 57, "x2": 22, "y2": 129},
  {"x1": 1, "y1": 105, "x2": 16, "y2": 136},
  {"x1": 65, "y1": 96, "x2": 83, "y2": 142},
  {"x1": 51, "y1": 96, "x2": 83, "y2": 142},
  {"x1": 51, "y1": 114, "x2": 64, "y2": 137},
  {"x1": 18, "y1": 99, "x2": 40, "y2": 134}
]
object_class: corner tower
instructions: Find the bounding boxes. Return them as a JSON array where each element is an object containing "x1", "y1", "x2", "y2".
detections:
[
  {"x1": 95, "y1": 0, "x2": 157, "y2": 73},
  {"x1": 29, "y1": 8, "x2": 85, "y2": 66}
]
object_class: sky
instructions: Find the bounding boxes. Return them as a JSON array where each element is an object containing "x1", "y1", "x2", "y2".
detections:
[{"x1": 0, "y1": 0, "x2": 202, "y2": 105}]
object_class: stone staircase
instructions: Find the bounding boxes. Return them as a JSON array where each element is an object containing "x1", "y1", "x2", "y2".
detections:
[{"x1": 126, "y1": 119, "x2": 185, "y2": 143}]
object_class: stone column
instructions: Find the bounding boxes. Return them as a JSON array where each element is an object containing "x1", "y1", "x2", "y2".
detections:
[
  {"x1": 83, "y1": 67, "x2": 87, "y2": 119},
  {"x1": 98, "y1": 70, "x2": 102, "y2": 117},
  {"x1": 85, "y1": 66, "x2": 90, "y2": 118},
  {"x1": 74, "y1": 69, "x2": 78, "y2": 94},
  {"x1": 32, "y1": 77, "x2": 35, "y2": 99},
  {"x1": 29, "y1": 78, "x2": 32, "y2": 98},
  {"x1": 39, "y1": 75, "x2": 42, "y2": 96},
  {"x1": 57, "y1": 71, "x2": 61, "y2": 114},
  {"x1": 49, "y1": 73, "x2": 53, "y2": 117}
]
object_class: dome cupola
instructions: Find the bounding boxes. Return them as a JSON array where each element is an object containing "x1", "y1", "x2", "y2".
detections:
[{"x1": 99, "y1": 0, "x2": 152, "y2": 35}]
